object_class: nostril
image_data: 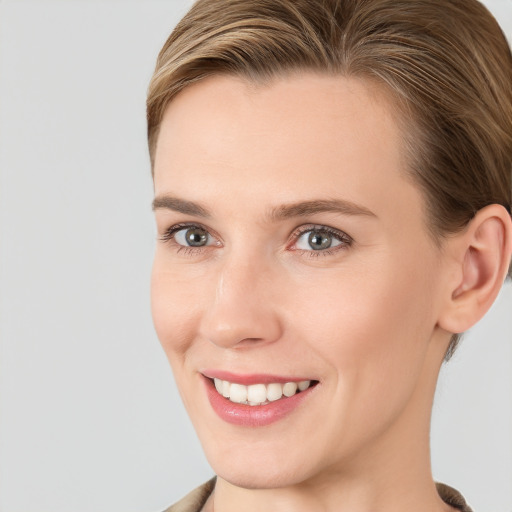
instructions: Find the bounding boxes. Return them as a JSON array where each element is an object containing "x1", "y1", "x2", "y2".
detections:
[{"x1": 233, "y1": 337, "x2": 266, "y2": 348}]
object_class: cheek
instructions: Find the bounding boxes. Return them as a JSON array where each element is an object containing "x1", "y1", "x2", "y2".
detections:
[
  {"x1": 150, "y1": 256, "x2": 204, "y2": 361},
  {"x1": 284, "y1": 259, "x2": 436, "y2": 456},
  {"x1": 291, "y1": 252, "x2": 437, "y2": 389}
]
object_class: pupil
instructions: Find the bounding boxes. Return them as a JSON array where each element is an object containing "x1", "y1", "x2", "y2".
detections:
[
  {"x1": 308, "y1": 231, "x2": 332, "y2": 250},
  {"x1": 186, "y1": 228, "x2": 207, "y2": 247}
]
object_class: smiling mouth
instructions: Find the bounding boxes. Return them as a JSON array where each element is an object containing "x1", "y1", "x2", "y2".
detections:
[{"x1": 211, "y1": 378, "x2": 318, "y2": 406}]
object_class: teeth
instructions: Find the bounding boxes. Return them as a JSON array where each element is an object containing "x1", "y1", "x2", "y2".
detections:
[
  {"x1": 212, "y1": 378, "x2": 312, "y2": 405},
  {"x1": 283, "y1": 382, "x2": 298, "y2": 397},
  {"x1": 222, "y1": 380, "x2": 230, "y2": 398},
  {"x1": 267, "y1": 382, "x2": 283, "y2": 402},
  {"x1": 298, "y1": 380, "x2": 310, "y2": 391},
  {"x1": 229, "y1": 383, "x2": 248, "y2": 404},
  {"x1": 247, "y1": 384, "x2": 267, "y2": 403}
]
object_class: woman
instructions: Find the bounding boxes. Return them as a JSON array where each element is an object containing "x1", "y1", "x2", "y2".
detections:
[{"x1": 147, "y1": 1, "x2": 512, "y2": 511}]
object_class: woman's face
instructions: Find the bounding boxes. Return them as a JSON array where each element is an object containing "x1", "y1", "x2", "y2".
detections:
[{"x1": 151, "y1": 74, "x2": 450, "y2": 488}]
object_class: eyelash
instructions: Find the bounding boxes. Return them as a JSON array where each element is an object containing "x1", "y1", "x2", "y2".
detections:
[
  {"x1": 290, "y1": 225, "x2": 353, "y2": 258},
  {"x1": 159, "y1": 222, "x2": 353, "y2": 258},
  {"x1": 159, "y1": 222, "x2": 217, "y2": 256}
]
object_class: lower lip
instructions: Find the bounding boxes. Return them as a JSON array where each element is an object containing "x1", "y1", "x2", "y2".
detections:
[{"x1": 203, "y1": 377, "x2": 317, "y2": 427}]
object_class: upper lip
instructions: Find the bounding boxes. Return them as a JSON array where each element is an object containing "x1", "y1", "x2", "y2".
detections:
[{"x1": 201, "y1": 370, "x2": 317, "y2": 385}]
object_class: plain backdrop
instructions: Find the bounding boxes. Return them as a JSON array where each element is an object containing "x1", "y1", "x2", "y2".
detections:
[{"x1": 0, "y1": 1, "x2": 511, "y2": 511}]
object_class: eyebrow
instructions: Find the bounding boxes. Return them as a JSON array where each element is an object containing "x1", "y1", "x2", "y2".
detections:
[
  {"x1": 152, "y1": 195, "x2": 376, "y2": 220},
  {"x1": 269, "y1": 198, "x2": 376, "y2": 221},
  {"x1": 152, "y1": 196, "x2": 211, "y2": 217}
]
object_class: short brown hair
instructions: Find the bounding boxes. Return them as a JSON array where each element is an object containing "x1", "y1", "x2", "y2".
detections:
[{"x1": 147, "y1": 0, "x2": 512, "y2": 358}]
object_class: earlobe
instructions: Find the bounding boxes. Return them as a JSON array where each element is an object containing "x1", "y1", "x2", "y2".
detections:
[{"x1": 438, "y1": 204, "x2": 512, "y2": 334}]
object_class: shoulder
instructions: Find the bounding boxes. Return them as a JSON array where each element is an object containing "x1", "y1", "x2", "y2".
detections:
[
  {"x1": 162, "y1": 478, "x2": 471, "y2": 512},
  {"x1": 436, "y1": 482, "x2": 473, "y2": 512},
  {"x1": 162, "y1": 477, "x2": 216, "y2": 512}
]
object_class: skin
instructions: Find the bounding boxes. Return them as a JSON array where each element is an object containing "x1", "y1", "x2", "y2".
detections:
[{"x1": 151, "y1": 73, "x2": 511, "y2": 512}]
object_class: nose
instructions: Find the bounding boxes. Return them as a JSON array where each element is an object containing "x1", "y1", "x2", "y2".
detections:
[{"x1": 198, "y1": 253, "x2": 283, "y2": 349}]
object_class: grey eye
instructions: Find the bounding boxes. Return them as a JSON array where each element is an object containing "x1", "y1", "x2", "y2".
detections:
[
  {"x1": 175, "y1": 227, "x2": 210, "y2": 247},
  {"x1": 296, "y1": 228, "x2": 343, "y2": 251},
  {"x1": 307, "y1": 231, "x2": 333, "y2": 250}
]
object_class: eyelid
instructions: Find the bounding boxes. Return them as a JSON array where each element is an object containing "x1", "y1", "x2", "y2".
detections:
[
  {"x1": 288, "y1": 224, "x2": 353, "y2": 252},
  {"x1": 159, "y1": 222, "x2": 222, "y2": 246},
  {"x1": 159, "y1": 221, "x2": 352, "y2": 257}
]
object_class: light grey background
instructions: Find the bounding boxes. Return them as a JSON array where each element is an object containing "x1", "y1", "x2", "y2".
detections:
[{"x1": 0, "y1": 1, "x2": 510, "y2": 511}]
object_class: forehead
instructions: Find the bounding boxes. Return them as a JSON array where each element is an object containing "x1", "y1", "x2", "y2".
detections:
[{"x1": 153, "y1": 73, "x2": 423, "y2": 230}]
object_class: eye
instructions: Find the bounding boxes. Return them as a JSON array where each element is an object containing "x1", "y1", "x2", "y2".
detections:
[
  {"x1": 160, "y1": 223, "x2": 219, "y2": 250},
  {"x1": 293, "y1": 226, "x2": 352, "y2": 253},
  {"x1": 175, "y1": 226, "x2": 211, "y2": 247}
]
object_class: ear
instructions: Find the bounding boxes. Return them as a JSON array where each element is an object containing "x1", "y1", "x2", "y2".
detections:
[{"x1": 438, "y1": 204, "x2": 512, "y2": 334}]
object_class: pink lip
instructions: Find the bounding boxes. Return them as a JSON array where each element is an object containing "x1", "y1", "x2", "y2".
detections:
[
  {"x1": 202, "y1": 375, "x2": 317, "y2": 427},
  {"x1": 201, "y1": 370, "x2": 313, "y2": 385}
]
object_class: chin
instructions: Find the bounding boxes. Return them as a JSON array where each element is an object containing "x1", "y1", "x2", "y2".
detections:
[
  {"x1": 200, "y1": 433, "x2": 322, "y2": 490},
  {"x1": 215, "y1": 463, "x2": 310, "y2": 490}
]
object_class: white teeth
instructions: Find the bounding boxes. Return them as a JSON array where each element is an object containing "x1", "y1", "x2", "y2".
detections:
[
  {"x1": 222, "y1": 380, "x2": 230, "y2": 398},
  {"x1": 298, "y1": 380, "x2": 311, "y2": 391},
  {"x1": 266, "y1": 383, "x2": 283, "y2": 402},
  {"x1": 212, "y1": 378, "x2": 312, "y2": 405},
  {"x1": 229, "y1": 383, "x2": 248, "y2": 403},
  {"x1": 247, "y1": 384, "x2": 267, "y2": 403},
  {"x1": 283, "y1": 382, "x2": 298, "y2": 397}
]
